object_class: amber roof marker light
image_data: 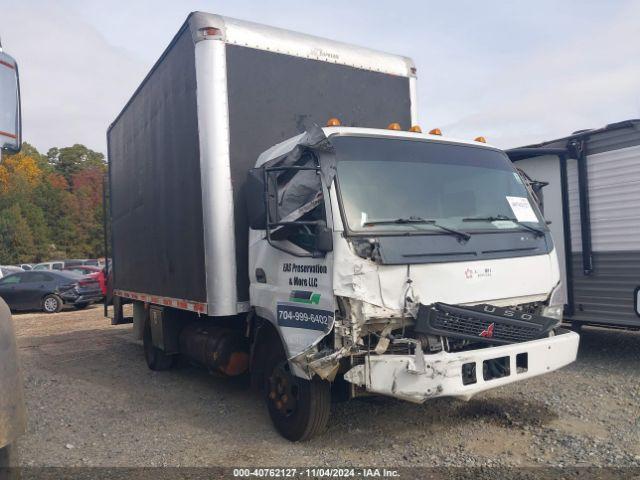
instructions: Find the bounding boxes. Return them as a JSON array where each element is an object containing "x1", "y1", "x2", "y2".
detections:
[
  {"x1": 428, "y1": 128, "x2": 442, "y2": 136},
  {"x1": 200, "y1": 27, "x2": 222, "y2": 38},
  {"x1": 474, "y1": 136, "x2": 487, "y2": 143},
  {"x1": 326, "y1": 118, "x2": 341, "y2": 127},
  {"x1": 409, "y1": 125, "x2": 422, "y2": 133},
  {"x1": 387, "y1": 123, "x2": 402, "y2": 131}
]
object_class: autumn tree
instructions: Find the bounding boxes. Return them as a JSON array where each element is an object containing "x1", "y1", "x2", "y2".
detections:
[{"x1": 0, "y1": 142, "x2": 107, "y2": 263}]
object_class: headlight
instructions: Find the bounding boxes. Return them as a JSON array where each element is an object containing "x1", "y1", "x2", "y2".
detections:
[{"x1": 542, "y1": 282, "x2": 564, "y2": 325}]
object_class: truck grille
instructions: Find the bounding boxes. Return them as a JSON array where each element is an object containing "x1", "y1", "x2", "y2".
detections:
[
  {"x1": 430, "y1": 309, "x2": 540, "y2": 343},
  {"x1": 415, "y1": 302, "x2": 555, "y2": 345}
]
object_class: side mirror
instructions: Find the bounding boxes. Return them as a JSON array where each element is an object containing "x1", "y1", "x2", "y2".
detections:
[
  {"x1": 314, "y1": 223, "x2": 333, "y2": 253},
  {"x1": 246, "y1": 168, "x2": 266, "y2": 229},
  {"x1": 0, "y1": 50, "x2": 21, "y2": 156}
]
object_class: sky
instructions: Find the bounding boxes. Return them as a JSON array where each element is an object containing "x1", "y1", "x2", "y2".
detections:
[{"x1": 0, "y1": 0, "x2": 639, "y2": 154}]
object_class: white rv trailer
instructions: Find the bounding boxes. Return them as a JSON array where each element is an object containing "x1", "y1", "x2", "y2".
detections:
[{"x1": 509, "y1": 119, "x2": 640, "y2": 329}]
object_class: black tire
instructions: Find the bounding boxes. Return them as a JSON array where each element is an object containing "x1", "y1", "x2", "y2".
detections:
[
  {"x1": 143, "y1": 318, "x2": 174, "y2": 371},
  {"x1": 74, "y1": 302, "x2": 90, "y2": 310},
  {"x1": 264, "y1": 346, "x2": 331, "y2": 441},
  {"x1": 42, "y1": 294, "x2": 62, "y2": 314}
]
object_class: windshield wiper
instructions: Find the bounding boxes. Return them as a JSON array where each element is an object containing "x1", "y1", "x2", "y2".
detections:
[
  {"x1": 363, "y1": 216, "x2": 471, "y2": 241},
  {"x1": 462, "y1": 214, "x2": 545, "y2": 237}
]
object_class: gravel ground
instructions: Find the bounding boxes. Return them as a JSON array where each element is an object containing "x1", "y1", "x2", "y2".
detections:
[{"x1": 10, "y1": 306, "x2": 640, "y2": 469}]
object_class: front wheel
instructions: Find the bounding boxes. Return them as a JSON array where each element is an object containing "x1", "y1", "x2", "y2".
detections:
[
  {"x1": 42, "y1": 294, "x2": 62, "y2": 313},
  {"x1": 264, "y1": 348, "x2": 331, "y2": 441}
]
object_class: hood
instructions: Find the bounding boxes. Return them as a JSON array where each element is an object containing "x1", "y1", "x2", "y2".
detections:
[{"x1": 333, "y1": 237, "x2": 560, "y2": 310}]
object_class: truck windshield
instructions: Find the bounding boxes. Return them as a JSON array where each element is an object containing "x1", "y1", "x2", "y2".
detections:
[{"x1": 332, "y1": 135, "x2": 544, "y2": 234}]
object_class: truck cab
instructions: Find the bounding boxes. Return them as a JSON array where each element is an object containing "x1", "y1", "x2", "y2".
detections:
[{"x1": 246, "y1": 123, "x2": 579, "y2": 439}]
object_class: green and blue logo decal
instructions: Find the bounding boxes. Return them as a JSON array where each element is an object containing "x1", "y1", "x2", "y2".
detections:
[{"x1": 289, "y1": 290, "x2": 321, "y2": 305}]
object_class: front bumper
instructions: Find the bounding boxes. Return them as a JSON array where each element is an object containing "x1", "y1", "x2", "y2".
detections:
[{"x1": 343, "y1": 329, "x2": 579, "y2": 403}]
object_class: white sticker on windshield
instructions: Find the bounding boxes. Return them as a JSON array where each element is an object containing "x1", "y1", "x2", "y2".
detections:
[
  {"x1": 492, "y1": 220, "x2": 518, "y2": 229},
  {"x1": 506, "y1": 196, "x2": 538, "y2": 222}
]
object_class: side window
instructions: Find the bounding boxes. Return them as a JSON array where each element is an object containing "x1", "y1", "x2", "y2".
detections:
[
  {"x1": 21, "y1": 272, "x2": 51, "y2": 283},
  {"x1": 281, "y1": 203, "x2": 327, "y2": 252},
  {"x1": 269, "y1": 152, "x2": 327, "y2": 252},
  {"x1": 52, "y1": 263, "x2": 63, "y2": 270},
  {"x1": 0, "y1": 275, "x2": 21, "y2": 285},
  {"x1": 19, "y1": 272, "x2": 36, "y2": 283}
]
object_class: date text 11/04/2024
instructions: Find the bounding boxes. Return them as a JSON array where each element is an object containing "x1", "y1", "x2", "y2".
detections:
[{"x1": 233, "y1": 468, "x2": 401, "y2": 477}]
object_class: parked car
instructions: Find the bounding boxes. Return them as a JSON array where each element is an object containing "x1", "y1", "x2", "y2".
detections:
[
  {"x1": 0, "y1": 271, "x2": 102, "y2": 313},
  {"x1": 63, "y1": 259, "x2": 100, "y2": 267},
  {"x1": 0, "y1": 266, "x2": 24, "y2": 279},
  {"x1": 63, "y1": 265, "x2": 106, "y2": 297},
  {"x1": 33, "y1": 261, "x2": 65, "y2": 271},
  {"x1": 19, "y1": 264, "x2": 33, "y2": 271}
]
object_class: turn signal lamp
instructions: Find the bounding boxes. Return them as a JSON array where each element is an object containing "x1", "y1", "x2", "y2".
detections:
[
  {"x1": 326, "y1": 117, "x2": 341, "y2": 127},
  {"x1": 387, "y1": 122, "x2": 402, "y2": 131},
  {"x1": 474, "y1": 136, "x2": 487, "y2": 143},
  {"x1": 409, "y1": 125, "x2": 422, "y2": 133},
  {"x1": 201, "y1": 27, "x2": 221, "y2": 37},
  {"x1": 429, "y1": 128, "x2": 442, "y2": 136}
]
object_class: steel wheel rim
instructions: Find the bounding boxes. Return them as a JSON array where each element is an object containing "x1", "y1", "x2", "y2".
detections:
[
  {"x1": 44, "y1": 297, "x2": 58, "y2": 312},
  {"x1": 268, "y1": 361, "x2": 299, "y2": 417}
]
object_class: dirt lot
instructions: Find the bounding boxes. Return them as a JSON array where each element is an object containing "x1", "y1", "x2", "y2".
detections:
[{"x1": 11, "y1": 306, "x2": 640, "y2": 468}]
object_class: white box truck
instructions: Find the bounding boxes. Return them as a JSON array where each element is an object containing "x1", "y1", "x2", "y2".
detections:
[{"x1": 107, "y1": 12, "x2": 579, "y2": 441}]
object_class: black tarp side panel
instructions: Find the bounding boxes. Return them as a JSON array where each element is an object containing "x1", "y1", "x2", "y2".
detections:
[
  {"x1": 226, "y1": 44, "x2": 412, "y2": 301},
  {"x1": 108, "y1": 28, "x2": 206, "y2": 302}
]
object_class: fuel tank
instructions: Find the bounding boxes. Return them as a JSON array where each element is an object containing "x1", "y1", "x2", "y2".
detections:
[{"x1": 178, "y1": 323, "x2": 249, "y2": 376}]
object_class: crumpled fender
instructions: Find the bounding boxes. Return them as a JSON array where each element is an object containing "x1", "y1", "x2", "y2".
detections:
[{"x1": 0, "y1": 299, "x2": 26, "y2": 448}]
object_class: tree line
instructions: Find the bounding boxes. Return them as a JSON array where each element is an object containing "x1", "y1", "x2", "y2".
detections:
[{"x1": 0, "y1": 143, "x2": 106, "y2": 264}]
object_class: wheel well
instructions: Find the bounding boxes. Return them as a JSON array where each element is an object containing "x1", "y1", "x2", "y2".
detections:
[
  {"x1": 42, "y1": 292, "x2": 60, "y2": 302},
  {"x1": 249, "y1": 315, "x2": 285, "y2": 390}
]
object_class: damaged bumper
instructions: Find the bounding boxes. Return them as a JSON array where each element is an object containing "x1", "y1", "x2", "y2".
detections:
[{"x1": 343, "y1": 328, "x2": 579, "y2": 403}]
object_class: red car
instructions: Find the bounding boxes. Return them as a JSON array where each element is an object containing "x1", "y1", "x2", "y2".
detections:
[{"x1": 63, "y1": 265, "x2": 106, "y2": 297}]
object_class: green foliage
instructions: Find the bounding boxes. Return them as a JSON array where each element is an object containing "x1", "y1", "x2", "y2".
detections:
[
  {"x1": 47, "y1": 144, "x2": 105, "y2": 184},
  {"x1": 0, "y1": 142, "x2": 106, "y2": 264}
]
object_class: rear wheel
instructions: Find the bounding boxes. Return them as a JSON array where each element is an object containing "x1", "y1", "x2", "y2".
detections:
[
  {"x1": 143, "y1": 317, "x2": 174, "y2": 371},
  {"x1": 42, "y1": 294, "x2": 62, "y2": 313},
  {"x1": 264, "y1": 346, "x2": 331, "y2": 441}
]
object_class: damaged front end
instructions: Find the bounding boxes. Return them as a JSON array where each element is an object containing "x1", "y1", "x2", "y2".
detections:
[{"x1": 290, "y1": 295, "x2": 578, "y2": 403}]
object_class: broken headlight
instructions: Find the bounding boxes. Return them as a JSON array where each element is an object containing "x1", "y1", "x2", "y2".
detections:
[{"x1": 541, "y1": 282, "x2": 564, "y2": 325}]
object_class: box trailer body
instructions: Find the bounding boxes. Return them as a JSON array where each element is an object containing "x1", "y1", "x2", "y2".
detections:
[
  {"x1": 509, "y1": 119, "x2": 640, "y2": 328},
  {"x1": 107, "y1": 12, "x2": 416, "y2": 316},
  {"x1": 108, "y1": 12, "x2": 578, "y2": 441}
]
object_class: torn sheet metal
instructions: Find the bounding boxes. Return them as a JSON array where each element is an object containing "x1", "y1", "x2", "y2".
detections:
[{"x1": 343, "y1": 329, "x2": 580, "y2": 403}]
